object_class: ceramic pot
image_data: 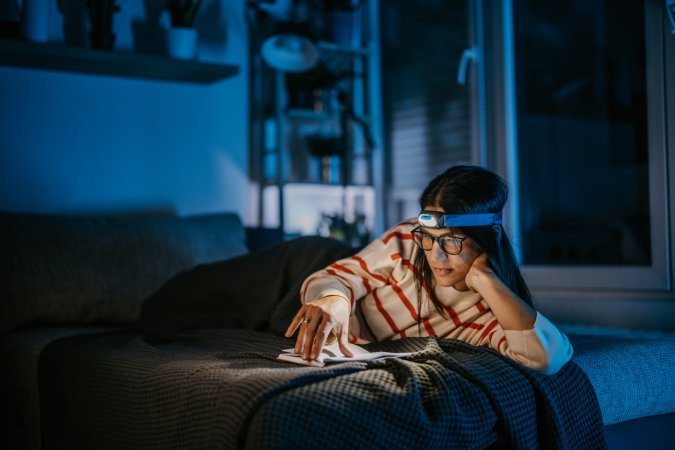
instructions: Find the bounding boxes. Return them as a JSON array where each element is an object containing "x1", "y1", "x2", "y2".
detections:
[{"x1": 167, "y1": 27, "x2": 197, "y2": 60}]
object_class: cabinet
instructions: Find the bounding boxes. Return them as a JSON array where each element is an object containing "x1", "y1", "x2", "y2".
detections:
[{"x1": 251, "y1": 5, "x2": 376, "y2": 243}]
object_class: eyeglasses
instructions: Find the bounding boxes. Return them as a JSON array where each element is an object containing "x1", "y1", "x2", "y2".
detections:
[{"x1": 411, "y1": 226, "x2": 467, "y2": 255}]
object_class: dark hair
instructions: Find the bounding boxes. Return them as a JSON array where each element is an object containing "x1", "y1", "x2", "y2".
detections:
[{"x1": 413, "y1": 165, "x2": 533, "y2": 322}]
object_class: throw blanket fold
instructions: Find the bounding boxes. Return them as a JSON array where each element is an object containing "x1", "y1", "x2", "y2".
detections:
[{"x1": 135, "y1": 236, "x2": 357, "y2": 337}]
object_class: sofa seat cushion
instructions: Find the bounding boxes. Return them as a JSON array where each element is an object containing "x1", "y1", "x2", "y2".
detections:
[
  {"x1": 0, "y1": 212, "x2": 247, "y2": 335},
  {"x1": 0, "y1": 326, "x2": 121, "y2": 450},
  {"x1": 563, "y1": 324, "x2": 675, "y2": 425}
]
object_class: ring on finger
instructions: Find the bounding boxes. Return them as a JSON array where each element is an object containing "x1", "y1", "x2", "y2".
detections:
[{"x1": 301, "y1": 317, "x2": 311, "y2": 324}]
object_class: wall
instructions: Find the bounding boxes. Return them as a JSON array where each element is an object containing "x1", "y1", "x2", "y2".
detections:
[{"x1": 0, "y1": 0, "x2": 249, "y2": 218}]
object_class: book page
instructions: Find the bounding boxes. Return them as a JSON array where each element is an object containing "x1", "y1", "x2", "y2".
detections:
[{"x1": 277, "y1": 342, "x2": 414, "y2": 367}]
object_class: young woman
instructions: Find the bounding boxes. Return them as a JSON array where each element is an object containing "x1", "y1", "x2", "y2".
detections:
[{"x1": 285, "y1": 165, "x2": 572, "y2": 374}]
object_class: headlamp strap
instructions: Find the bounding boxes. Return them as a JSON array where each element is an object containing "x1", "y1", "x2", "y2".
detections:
[{"x1": 418, "y1": 211, "x2": 502, "y2": 228}]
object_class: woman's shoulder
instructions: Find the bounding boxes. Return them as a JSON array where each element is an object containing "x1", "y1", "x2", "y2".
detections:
[
  {"x1": 385, "y1": 218, "x2": 418, "y2": 234},
  {"x1": 358, "y1": 218, "x2": 418, "y2": 254}
]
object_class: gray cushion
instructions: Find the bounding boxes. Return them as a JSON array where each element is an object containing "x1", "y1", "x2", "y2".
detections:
[
  {"x1": 564, "y1": 325, "x2": 675, "y2": 425},
  {"x1": 0, "y1": 212, "x2": 247, "y2": 335}
]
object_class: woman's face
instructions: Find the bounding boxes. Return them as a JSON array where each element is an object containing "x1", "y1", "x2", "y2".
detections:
[{"x1": 420, "y1": 206, "x2": 482, "y2": 291}]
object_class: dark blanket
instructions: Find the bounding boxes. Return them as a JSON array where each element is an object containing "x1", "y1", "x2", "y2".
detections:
[
  {"x1": 134, "y1": 236, "x2": 358, "y2": 336},
  {"x1": 39, "y1": 237, "x2": 607, "y2": 450}
]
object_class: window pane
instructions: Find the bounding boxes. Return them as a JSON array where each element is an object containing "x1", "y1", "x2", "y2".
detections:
[{"x1": 513, "y1": 0, "x2": 650, "y2": 265}]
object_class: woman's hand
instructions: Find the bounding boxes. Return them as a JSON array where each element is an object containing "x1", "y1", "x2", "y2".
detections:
[
  {"x1": 465, "y1": 252, "x2": 537, "y2": 330},
  {"x1": 464, "y1": 252, "x2": 497, "y2": 293},
  {"x1": 284, "y1": 295, "x2": 353, "y2": 361}
]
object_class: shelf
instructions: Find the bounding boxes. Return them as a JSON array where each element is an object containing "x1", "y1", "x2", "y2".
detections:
[{"x1": 0, "y1": 38, "x2": 239, "y2": 84}]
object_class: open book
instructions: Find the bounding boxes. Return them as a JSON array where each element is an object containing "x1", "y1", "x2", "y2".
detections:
[{"x1": 277, "y1": 342, "x2": 414, "y2": 367}]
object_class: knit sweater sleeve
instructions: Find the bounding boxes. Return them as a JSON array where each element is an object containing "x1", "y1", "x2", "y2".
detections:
[
  {"x1": 300, "y1": 221, "x2": 415, "y2": 309},
  {"x1": 497, "y1": 312, "x2": 573, "y2": 375}
]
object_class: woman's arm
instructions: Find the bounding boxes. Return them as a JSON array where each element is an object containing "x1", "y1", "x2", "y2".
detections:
[
  {"x1": 286, "y1": 221, "x2": 415, "y2": 361},
  {"x1": 465, "y1": 254, "x2": 572, "y2": 374},
  {"x1": 286, "y1": 239, "x2": 385, "y2": 360},
  {"x1": 465, "y1": 254, "x2": 536, "y2": 331}
]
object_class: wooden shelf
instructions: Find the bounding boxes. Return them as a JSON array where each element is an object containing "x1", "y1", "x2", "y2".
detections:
[{"x1": 0, "y1": 38, "x2": 239, "y2": 84}]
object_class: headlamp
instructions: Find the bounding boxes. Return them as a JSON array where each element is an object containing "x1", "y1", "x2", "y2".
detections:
[{"x1": 417, "y1": 210, "x2": 502, "y2": 228}]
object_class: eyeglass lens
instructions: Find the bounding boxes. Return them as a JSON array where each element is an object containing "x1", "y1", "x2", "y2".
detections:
[{"x1": 413, "y1": 231, "x2": 463, "y2": 255}]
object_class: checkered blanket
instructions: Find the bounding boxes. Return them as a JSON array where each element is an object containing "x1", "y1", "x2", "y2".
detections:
[
  {"x1": 39, "y1": 329, "x2": 605, "y2": 450},
  {"x1": 39, "y1": 237, "x2": 606, "y2": 449}
]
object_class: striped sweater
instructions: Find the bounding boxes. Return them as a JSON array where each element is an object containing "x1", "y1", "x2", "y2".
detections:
[{"x1": 301, "y1": 219, "x2": 573, "y2": 373}]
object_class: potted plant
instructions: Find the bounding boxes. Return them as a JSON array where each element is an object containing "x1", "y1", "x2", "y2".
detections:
[
  {"x1": 165, "y1": 0, "x2": 204, "y2": 60},
  {"x1": 318, "y1": 212, "x2": 370, "y2": 246}
]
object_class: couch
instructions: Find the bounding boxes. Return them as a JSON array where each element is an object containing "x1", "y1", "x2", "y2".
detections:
[{"x1": 0, "y1": 211, "x2": 673, "y2": 450}]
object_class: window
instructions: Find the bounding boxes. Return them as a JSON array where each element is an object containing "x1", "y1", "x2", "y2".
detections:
[{"x1": 502, "y1": 0, "x2": 671, "y2": 291}]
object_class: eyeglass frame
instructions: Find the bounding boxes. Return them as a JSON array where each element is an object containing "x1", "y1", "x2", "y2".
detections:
[{"x1": 411, "y1": 226, "x2": 468, "y2": 255}]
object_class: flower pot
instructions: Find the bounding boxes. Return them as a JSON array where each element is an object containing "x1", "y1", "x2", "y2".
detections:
[{"x1": 167, "y1": 27, "x2": 197, "y2": 60}]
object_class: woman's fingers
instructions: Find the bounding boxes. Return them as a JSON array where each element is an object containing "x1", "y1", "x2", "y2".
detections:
[
  {"x1": 285, "y1": 306, "x2": 308, "y2": 337},
  {"x1": 338, "y1": 328, "x2": 353, "y2": 358},
  {"x1": 286, "y1": 296, "x2": 352, "y2": 360},
  {"x1": 310, "y1": 323, "x2": 335, "y2": 359},
  {"x1": 302, "y1": 311, "x2": 325, "y2": 359}
]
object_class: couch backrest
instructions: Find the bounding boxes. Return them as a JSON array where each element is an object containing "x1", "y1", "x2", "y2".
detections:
[{"x1": 0, "y1": 212, "x2": 248, "y2": 335}]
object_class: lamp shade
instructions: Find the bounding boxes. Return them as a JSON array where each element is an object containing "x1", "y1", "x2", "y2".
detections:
[{"x1": 261, "y1": 26, "x2": 319, "y2": 73}]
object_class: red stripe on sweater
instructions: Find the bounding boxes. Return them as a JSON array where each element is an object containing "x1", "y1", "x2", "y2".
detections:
[
  {"x1": 497, "y1": 336, "x2": 507, "y2": 351},
  {"x1": 391, "y1": 252, "x2": 401, "y2": 260},
  {"x1": 330, "y1": 262, "x2": 355, "y2": 275},
  {"x1": 345, "y1": 285, "x2": 355, "y2": 305},
  {"x1": 362, "y1": 277, "x2": 372, "y2": 294},
  {"x1": 443, "y1": 306, "x2": 464, "y2": 327},
  {"x1": 465, "y1": 321, "x2": 484, "y2": 330},
  {"x1": 390, "y1": 274, "x2": 436, "y2": 336},
  {"x1": 372, "y1": 289, "x2": 400, "y2": 335},
  {"x1": 382, "y1": 231, "x2": 413, "y2": 245},
  {"x1": 351, "y1": 255, "x2": 387, "y2": 283},
  {"x1": 479, "y1": 319, "x2": 499, "y2": 343},
  {"x1": 475, "y1": 301, "x2": 486, "y2": 313}
]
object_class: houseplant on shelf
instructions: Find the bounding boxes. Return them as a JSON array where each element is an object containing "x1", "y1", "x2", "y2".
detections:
[{"x1": 165, "y1": 0, "x2": 204, "y2": 60}]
